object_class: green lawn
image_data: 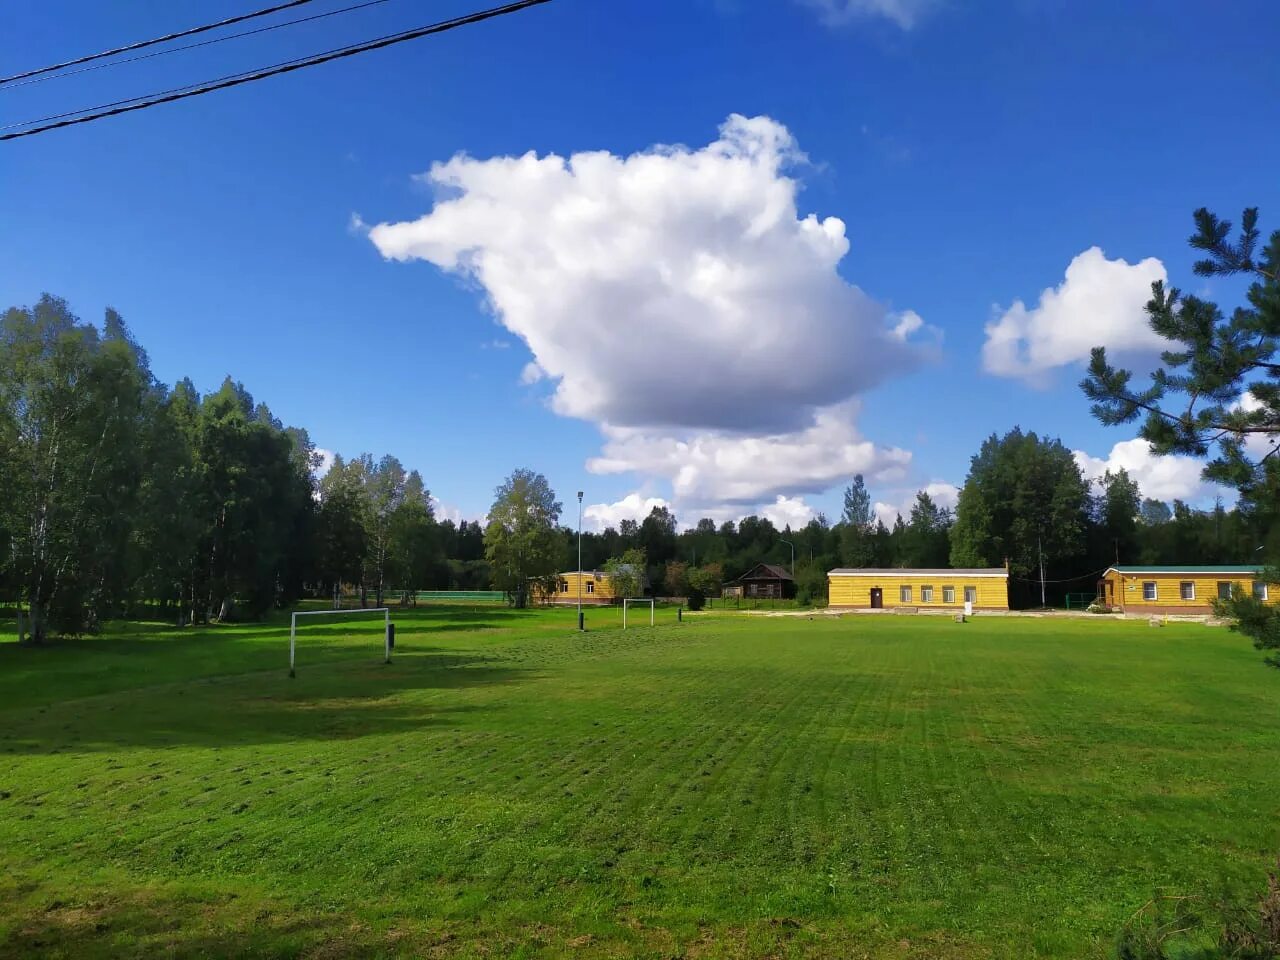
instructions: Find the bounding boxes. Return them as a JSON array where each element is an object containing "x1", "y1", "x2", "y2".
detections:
[{"x1": 1, "y1": 607, "x2": 1278, "y2": 958}]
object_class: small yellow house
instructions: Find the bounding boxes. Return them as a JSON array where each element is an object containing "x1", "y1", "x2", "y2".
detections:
[
  {"x1": 1098, "y1": 565, "x2": 1277, "y2": 614},
  {"x1": 537, "y1": 570, "x2": 619, "y2": 606},
  {"x1": 828, "y1": 568, "x2": 1010, "y2": 611}
]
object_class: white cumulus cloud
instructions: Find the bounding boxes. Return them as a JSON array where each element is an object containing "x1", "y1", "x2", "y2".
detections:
[
  {"x1": 800, "y1": 0, "x2": 939, "y2": 29},
  {"x1": 1073, "y1": 439, "x2": 1214, "y2": 503},
  {"x1": 586, "y1": 402, "x2": 911, "y2": 505},
  {"x1": 983, "y1": 247, "x2": 1168, "y2": 386},
  {"x1": 367, "y1": 114, "x2": 936, "y2": 434}
]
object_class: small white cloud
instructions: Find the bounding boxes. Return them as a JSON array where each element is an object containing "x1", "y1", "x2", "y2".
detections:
[
  {"x1": 313, "y1": 447, "x2": 336, "y2": 478},
  {"x1": 1236, "y1": 392, "x2": 1278, "y2": 462},
  {"x1": 586, "y1": 402, "x2": 911, "y2": 505},
  {"x1": 983, "y1": 247, "x2": 1168, "y2": 386},
  {"x1": 800, "y1": 0, "x2": 939, "y2": 29},
  {"x1": 481, "y1": 338, "x2": 511, "y2": 350},
  {"x1": 347, "y1": 212, "x2": 370, "y2": 236},
  {"x1": 429, "y1": 495, "x2": 467, "y2": 524},
  {"x1": 1073, "y1": 439, "x2": 1214, "y2": 503},
  {"x1": 519, "y1": 361, "x2": 543, "y2": 385},
  {"x1": 583, "y1": 493, "x2": 672, "y2": 532}
]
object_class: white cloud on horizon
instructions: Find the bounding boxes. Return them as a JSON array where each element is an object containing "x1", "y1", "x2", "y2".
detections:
[
  {"x1": 583, "y1": 493, "x2": 672, "y2": 532},
  {"x1": 983, "y1": 247, "x2": 1168, "y2": 386},
  {"x1": 313, "y1": 447, "x2": 336, "y2": 478},
  {"x1": 1072, "y1": 438, "x2": 1215, "y2": 504},
  {"x1": 366, "y1": 114, "x2": 938, "y2": 436},
  {"x1": 872, "y1": 481, "x2": 960, "y2": 528},
  {"x1": 584, "y1": 491, "x2": 817, "y2": 533},
  {"x1": 586, "y1": 401, "x2": 912, "y2": 505}
]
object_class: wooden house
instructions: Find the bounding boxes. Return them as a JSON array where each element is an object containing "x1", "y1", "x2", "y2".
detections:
[
  {"x1": 1098, "y1": 565, "x2": 1278, "y2": 615},
  {"x1": 828, "y1": 568, "x2": 1009, "y2": 610},
  {"x1": 734, "y1": 563, "x2": 795, "y2": 600}
]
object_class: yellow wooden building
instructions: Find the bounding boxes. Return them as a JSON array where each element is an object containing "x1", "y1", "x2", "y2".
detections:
[
  {"x1": 537, "y1": 570, "x2": 619, "y2": 606},
  {"x1": 828, "y1": 568, "x2": 1010, "y2": 611},
  {"x1": 1098, "y1": 565, "x2": 1277, "y2": 614}
]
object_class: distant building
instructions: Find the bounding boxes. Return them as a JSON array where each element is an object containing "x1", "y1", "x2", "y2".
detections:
[
  {"x1": 537, "y1": 566, "x2": 646, "y2": 606},
  {"x1": 828, "y1": 568, "x2": 1010, "y2": 610},
  {"x1": 732, "y1": 562, "x2": 795, "y2": 600},
  {"x1": 1098, "y1": 565, "x2": 1278, "y2": 614}
]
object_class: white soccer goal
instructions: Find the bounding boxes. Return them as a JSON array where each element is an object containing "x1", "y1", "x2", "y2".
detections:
[
  {"x1": 622, "y1": 598, "x2": 655, "y2": 630},
  {"x1": 289, "y1": 607, "x2": 391, "y2": 678}
]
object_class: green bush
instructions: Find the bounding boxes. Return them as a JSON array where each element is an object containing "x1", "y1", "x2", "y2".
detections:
[{"x1": 686, "y1": 589, "x2": 705, "y2": 611}]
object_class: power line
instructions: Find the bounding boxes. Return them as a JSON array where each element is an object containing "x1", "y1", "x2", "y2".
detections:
[
  {"x1": 1009, "y1": 564, "x2": 1112, "y2": 585},
  {"x1": 1, "y1": 0, "x2": 554, "y2": 142},
  {"x1": 0, "y1": 0, "x2": 399, "y2": 92},
  {"x1": 0, "y1": 0, "x2": 318, "y2": 86}
]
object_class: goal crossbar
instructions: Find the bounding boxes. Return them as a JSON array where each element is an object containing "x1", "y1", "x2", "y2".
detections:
[
  {"x1": 622, "y1": 598, "x2": 655, "y2": 630},
  {"x1": 289, "y1": 607, "x2": 390, "y2": 677}
]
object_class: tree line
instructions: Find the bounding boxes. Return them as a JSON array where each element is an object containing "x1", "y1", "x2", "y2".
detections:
[{"x1": 4, "y1": 204, "x2": 1276, "y2": 648}]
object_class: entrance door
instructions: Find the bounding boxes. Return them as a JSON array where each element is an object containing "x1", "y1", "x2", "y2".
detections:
[{"x1": 870, "y1": 588, "x2": 883, "y2": 609}]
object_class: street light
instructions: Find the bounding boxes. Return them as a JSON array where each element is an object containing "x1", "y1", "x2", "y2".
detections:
[
  {"x1": 778, "y1": 538, "x2": 795, "y2": 576},
  {"x1": 577, "y1": 491, "x2": 584, "y2": 631}
]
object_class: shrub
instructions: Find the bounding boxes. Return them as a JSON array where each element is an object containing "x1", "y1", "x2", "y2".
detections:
[{"x1": 686, "y1": 589, "x2": 705, "y2": 612}]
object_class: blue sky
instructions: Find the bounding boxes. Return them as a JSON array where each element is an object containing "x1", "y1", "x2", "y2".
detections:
[{"x1": 3, "y1": 0, "x2": 1278, "y2": 529}]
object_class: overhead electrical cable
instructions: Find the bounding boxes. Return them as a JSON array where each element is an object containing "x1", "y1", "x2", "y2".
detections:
[
  {"x1": 0, "y1": 0, "x2": 399, "y2": 92},
  {"x1": 0, "y1": 0, "x2": 319, "y2": 86},
  {"x1": 1, "y1": 0, "x2": 553, "y2": 142}
]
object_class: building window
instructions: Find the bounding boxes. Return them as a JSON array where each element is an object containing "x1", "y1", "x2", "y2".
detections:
[
  {"x1": 1217, "y1": 581, "x2": 1233, "y2": 600},
  {"x1": 942, "y1": 586, "x2": 955, "y2": 604},
  {"x1": 558, "y1": 579, "x2": 568, "y2": 593},
  {"x1": 586, "y1": 581, "x2": 594, "y2": 594},
  {"x1": 1180, "y1": 581, "x2": 1195, "y2": 601},
  {"x1": 1143, "y1": 581, "x2": 1157, "y2": 601},
  {"x1": 921, "y1": 585, "x2": 934, "y2": 603},
  {"x1": 1253, "y1": 581, "x2": 1269, "y2": 601},
  {"x1": 963, "y1": 586, "x2": 977, "y2": 605},
  {"x1": 899, "y1": 585, "x2": 912, "y2": 603}
]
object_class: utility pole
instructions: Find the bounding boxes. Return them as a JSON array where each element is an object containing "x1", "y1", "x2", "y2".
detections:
[{"x1": 577, "y1": 491, "x2": 584, "y2": 631}]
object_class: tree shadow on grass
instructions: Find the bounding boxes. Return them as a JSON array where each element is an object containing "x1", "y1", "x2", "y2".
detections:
[
  {"x1": 0, "y1": 651, "x2": 537, "y2": 754},
  {"x1": 0, "y1": 883, "x2": 401, "y2": 960}
]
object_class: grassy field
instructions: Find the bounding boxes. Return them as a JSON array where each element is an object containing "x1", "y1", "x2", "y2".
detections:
[{"x1": 1, "y1": 606, "x2": 1278, "y2": 958}]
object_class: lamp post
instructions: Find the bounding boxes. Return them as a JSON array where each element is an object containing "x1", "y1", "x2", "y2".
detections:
[
  {"x1": 779, "y1": 538, "x2": 795, "y2": 575},
  {"x1": 577, "y1": 491, "x2": 584, "y2": 631}
]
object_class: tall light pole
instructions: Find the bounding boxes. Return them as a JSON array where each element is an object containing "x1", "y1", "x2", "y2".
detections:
[
  {"x1": 779, "y1": 537, "x2": 795, "y2": 601},
  {"x1": 577, "y1": 491, "x2": 584, "y2": 631},
  {"x1": 779, "y1": 538, "x2": 795, "y2": 575}
]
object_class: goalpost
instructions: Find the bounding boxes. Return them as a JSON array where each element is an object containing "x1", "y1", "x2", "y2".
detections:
[
  {"x1": 622, "y1": 598, "x2": 654, "y2": 630},
  {"x1": 289, "y1": 607, "x2": 391, "y2": 678}
]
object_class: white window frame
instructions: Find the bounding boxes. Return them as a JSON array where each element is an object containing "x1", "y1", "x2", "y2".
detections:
[
  {"x1": 1217, "y1": 581, "x2": 1233, "y2": 600},
  {"x1": 963, "y1": 586, "x2": 977, "y2": 605},
  {"x1": 899, "y1": 585, "x2": 913, "y2": 603},
  {"x1": 1142, "y1": 581, "x2": 1157, "y2": 601},
  {"x1": 921, "y1": 585, "x2": 934, "y2": 603},
  {"x1": 586, "y1": 581, "x2": 594, "y2": 594},
  {"x1": 1180, "y1": 581, "x2": 1195, "y2": 601},
  {"x1": 942, "y1": 586, "x2": 955, "y2": 604},
  {"x1": 1253, "y1": 581, "x2": 1269, "y2": 601}
]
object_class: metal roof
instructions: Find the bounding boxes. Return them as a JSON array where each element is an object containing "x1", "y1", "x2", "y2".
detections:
[
  {"x1": 828, "y1": 567, "x2": 1007, "y2": 577},
  {"x1": 1107, "y1": 565, "x2": 1265, "y2": 574}
]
